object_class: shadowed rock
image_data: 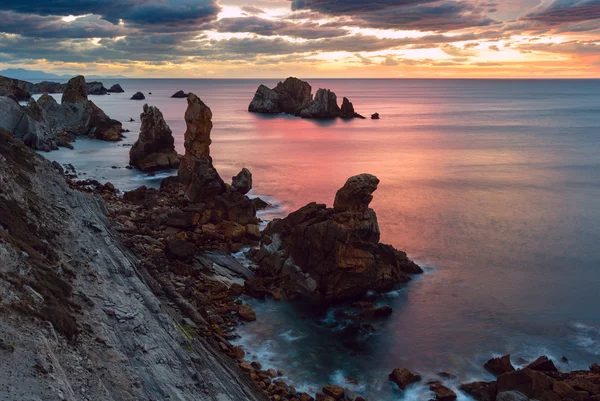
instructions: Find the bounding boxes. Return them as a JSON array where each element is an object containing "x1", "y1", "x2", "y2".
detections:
[
  {"x1": 129, "y1": 104, "x2": 179, "y2": 172},
  {"x1": 131, "y1": 91, "x2": 145, "y2": 100},
  {"x1": 0, "y1": 75, "x2": 32, "y2": 101},
  {"x1": 61, "y1": 75, "x2": 88, "y2": 104},
  {"x1": 248, "y1": 77, "x2": 312, "y2": 114},
  {"x1": 250, "y1": 173, "x2": 422, "y2": 302},
  {"x1": 389, "y1": 368, "x2": 422, "y2": 390},
  {"x1": 297, "y1": 88, "x2": 341, "y2": 119},
  {"x1": 86, "y1": 81, "x2": 107, "y2": 95},
  {"x1": 340, "y1": 97, "x2": 366, "y2": 119},
  {"x1": 107, "y1": 83, "x2": 124, "y2": 93},
  {"x1": 171, "y1": 90, "x2": 188, "y2": 98},
  {"x1": 232, "y1": 168, "x2": 252, "y2": 195},
  {"x1": 485, "y1": 355, "x2": 516, "y2": 376}
]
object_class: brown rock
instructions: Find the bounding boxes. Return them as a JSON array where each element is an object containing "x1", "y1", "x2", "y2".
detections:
[
  {"x1": 166, "y1": 239, "x2": 199, "y2": 261},
  {"x1": 61, "y1": 75, "x2": 88, "y2": 104},
  {"x1": 552, "y1": 381, "x2": 579, "y2": 399},
  {"x1": 526, "y1": 356, "x2": 558, "y2": 372},
  {"x1": 460, "y1": 381, "x2": 498, "y2": 401},
  {"x1": 123, "y1": 186, "x2": 148, "y2": 202},
  {"x1": 485, "y1": 355, "x2": 516, "y2": 376},
  {"x1": 565, "y1": 378, "x2": 600, "y2": 395},
  {"x1": 333, "y1": 174, "x2": 379, "y2": 213},
  {"x1": 232, "y1": 168, "x2": 252, "y2": 195},
  {"x1": 389, "y1": 368, "x2": 422, "y2": 390},
  {"x1": 322, "y1": 384, "x2": 344, "y2": 399},
  {"x1": 129, "y1": 104, "x2": 179, "y2": 172},
  {"x1": 230, "y1": 346, "x2": 245, "y2": 361},
  {"x1": 237, "y1": 304, "x2": 256, "y2": 321},
  {"x1": 591, "y1": 363, "x2": 600, "y2": 374},
  {"x1": 315, "y1": 393, "x2": 336, "y2": 401},
  {"x1": 430, "y1": 383, "x2": 457, "y2": 401},
  {"x1": 497, "y1": 368, "x2": 555, "y2": 400}
]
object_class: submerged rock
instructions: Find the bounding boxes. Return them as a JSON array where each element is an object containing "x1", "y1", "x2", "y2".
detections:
[
  {"x1": 251, "y1": 173, "x2": 422, "y2": 302},
  {"x1": 297, "y1": 88, "x2": 341, "y2": 119},
  {"x1": 131, "y1": 91, "x2": 145, "y2": 100},
  {"x1": 171, "y1": 90, "x2": 188, "y2": 98},
  {"x1": 107, "y1": 83, "x2": 124, "y2": 93},
  {"x1": 248, "y1": 77, "x2": 313, "y2": 114},
  {"x1": 129, "y1": 104, "x2": 179, "y2": 172}
]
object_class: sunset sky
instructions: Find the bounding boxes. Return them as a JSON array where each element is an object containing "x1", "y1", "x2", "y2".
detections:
[{"x1": 1, "y1": 0, "x2": 600, "y2": 78}]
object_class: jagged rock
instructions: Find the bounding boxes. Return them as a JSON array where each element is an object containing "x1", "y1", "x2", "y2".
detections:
[
  {"x1": 171, "y1": 90, "x2": 188, "y2": 98},
  {"x1": 166, "y1": 239, "x2": 199, "y2": 261},
  {"x1": 0, "y1": 96, "x2": 57, "y2": 151},
  {"x1": 178, "y1": 94, "x2": 225, "y2": 202},
  {"x1": 86, "y1": 81, "x2": 107, "y2": 95},
  {"x1": 232, "y1": 168, "x2": 252, "y2": 195},
  {"x1": 237, "y1": 304, "x2": 256, "y2": 321},
  {"x1": 526, "y1": 356, "x2": 558, "y2": 372},
  {"x1": 371, "y1": 112, "x2": 380, "y2": 119},
  {"x1": 129, "y1": 104, "x2": 179, "y2": 172},
  {"x1": 30, "y1": 81, "x2": 66, "y2": 93},
  {"x1": 485, "y1": 355, "x2": 516, "y2": 376},
  {"x1": 460, "y1": 381, "x2": 498, "y2": 401},
  {"x1": 496, "y1": 368, "x2": 555, "y2": 401},
  {"x1": 322, "y1": 384, "x2": 344, "y2": 399},
  {"x1": 340, "y1": 97, "x2": 365, "y2": 119},
  {"x1": 297, "y1": 88, "x2": 341, "y2": 119},
  {"x1": 107, "y1": 83, "x2": 124, "y2": 93},
  {"x1": 0, "y1": 75, "x2": 32, "y2": 101},
  {"x1": 389, "y1": 368, "x2": 421, "y2": 390},
  {"x1": 131, "y1": 91, "x2": 145, "y2": 100},
  {"x1": 248, "y1": 77, "x2": 312, "y2": 114},
  {"x1": 61, "y1": 75, "x2": 88, "y2": 104},
  {"x1": 252, "y1": 174, "x2": 421, "y2": 302},
  {"x1": 496, "y1": 391, "x2": 531, "y2": 401},
  {"x1": 430, "y1": 383, "x2": 457, "y2": 401}
]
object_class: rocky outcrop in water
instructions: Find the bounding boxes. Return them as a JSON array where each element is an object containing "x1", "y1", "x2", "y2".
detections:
[
  {"x1": 86, "y1": 81, "x2": 108, "y2": 95},
  {"x1": 172, "y1": 90, "x2": 188, "y2": 98},
  {"x1": 249, "y1": 173, "x2": 422, "y2": 302},
  {"x1": 232, "y1": 168, "x2": 252, "y2": 195},
  {"x1": 0, "y1": 75, "x2": 32, "y2": 101},
  {"x1": 31, "y1": 81, "x2": 66, "y2": 93},
  {"x1": 297, "y1": 88, "x2": 341, "y2": 119},
  {"x1": 129, "y1": 104, "x2": 180, "y2": 172},
  {"x1": 107, "y1": 83, "x2": 124, "y2": 93},
  {"x1": 249, "y1": 77, "x2": 313, "y2": 115},
  {"x1": 131, "y1": 91, "x2": 145, "y2": 100},
  {"x1": 340, "y1": 97, "x2": 366, "y2": 119},
  {"x1": 0, "y1": 96, "x2": 60, "y2": 151}
]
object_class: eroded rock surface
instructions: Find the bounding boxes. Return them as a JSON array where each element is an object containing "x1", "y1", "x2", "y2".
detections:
[
  {"x1": 297, "y1": 88, "x2": 341, "y2": 119},
  {"x1": 248, "y1": 77, "x2": 312, "y2": 114}
]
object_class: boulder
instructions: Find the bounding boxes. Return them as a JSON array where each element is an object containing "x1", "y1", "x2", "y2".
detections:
[
  {"x1": 248, "y1": 77, "x2": 312, "y2": 114},
  {"x1": 178, "y1": 93, "x2": 226, "y2": 203},
  {"x1": 322, "y1": 385, "x2": 344, "y2": 399},
  {"x1": 129, "y1": 104, "x2": 179, "y2": 172},
  {"x1": 0, "y1": 96, "x2": 56, "y2": 151},
  {"x1": 123, "y1": 186, "x2": 148, "y2": 202},
  {"x1": 232, "y1": 168, "x2": 252, "y2": 195},
  {"x1": 166, "y1": 239, "x2": 199, "y2": 261},
  {"x1": 340, "y1": 97, "x2": 365, "y2": 119},
  {"x1": 591, "y1": 363, "x2": 600, "y2": 374},
  {"x1": 460, "y1": 381, "x2": 498, "y2": 401},
  {"x1": 252, "y1": 174, "x2": 422, "y2": 302},
  {"x1": 526, "y1": 356, "x2": 558, "y2": 372},
  {"x1": 107, "y1": 84, "x2": 124, "y2": 93},
  {"x1": 389, "y1": 368, "x2": 421, "y2": 390},
  {"x1": 171, "y1": 90, "x2": 188, "y2": 98},
  {"x1": 496, "y1": 368, "x2": 555, "y2": 400},
  {"x1": 297, "y1": 88, "x2": 341, "y2": 119},
  {"x1": 131, "y1": 92, "x2": 145, "y2": 100},
  {"x1": 237, "y1": 304, "x2": 256, "y2": 321},
  {"x1": 496, "y1": 391, "x2": 531, "y2": 401},
  {"x1": 485, "y1": 355, "x2": 516, "y2": 376},
  {"x1": 86, "y1": 81, "x2": 107, "y2": 95},
  {"x1": 0, "y1": 75, "x2": 32, "y2": 101},
  {"x1": 430, "y1": 383, "x2": 457, "y2": 401},
  {"x1": 62, "y1": 75, "x2": 88, "y2": 104},
  {"x1": 371, "y1": 113, "x2": 380, "y2": 119}
]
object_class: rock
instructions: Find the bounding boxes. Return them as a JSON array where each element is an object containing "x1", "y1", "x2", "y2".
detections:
[
  {"x1": 496, "y1": 391, "x2": 531, "y2": 401},
  {"x1": 565, "y1": 378, "x2": 600, "y2": 394},
  {"x1": 460, "y1": 381, "x2": 498, "y2": 401},
  {"x1": 171, "y1": 90, "x2": 188, "y2": 98},
  {"x1": 389, "y1": 368, "x2": 421, "y2": 390},
  {"x1": 252, "y1": 174, "x2": 421, "y2": 302},
  {"x1": 485, "y1": 355, "x2": 516, "y2": 376},
  {"x1": 107, "y1": 84, "x2": 124, "y2": 93},
  {"x1": 371, "y1": 113, "x2": 380, "y2": 119},
  {"x1": 32, "y1": 81, "x2": 66, "y2": 93},
  {"x1": 591, "y1": 363, "x2": 600, "y2": 374},
  {"x1": 131, "y1": 92, "x2": 145, "y2": 100},
  {"x1": 61, "y1": 75, "x2": 88, "y2": 104},
  {"x1": 315, "y1": 393, "x2": 336, "y2": 401},
  {"x1": 248, "y1": 77, "x2": 312, "y2": 115},
  {"x1": 232, "y1": 168, "x2": 252, "y2": 195},
  {"x1": 430, "y1": 383, "x2": 457, "y2": 401},
  {"x1": 526, "y1": 356, "x2": 558, "y2": 372},
  {"x1": 496, "y1": 368, "x2": 555, "y2": 400},
  {"x1": 322, "y1": 384, "x2": 344, "y2": 399},
  {"x1": 552, "y1": 381, "x2": 578, "y2": 399},
  {"x1": 123, "y1": 186, "x2": 148, "y2": 202},
  {"x1": 0, "y1": 96, "x2": 56, "y2": 151},
  {"x1": 244, "y1": 278, "x2": 268, "y2": 298},
  {"x1": 340, "y1": 97, "x2": 365, "y2": 119},
  {"x1": 129, "y1": 104, "x2": 179, "y2": 172},
  {"x1": 166, "y1": 239, "x2": 199, "y2": 261},
  {"x1": 359, "y1": 305, "x2": 393, "y2": 319},
  {"x1": 297, "y1": 88, "x2": 341, "y2": 119},
  {"x1": 178, "y1": 93, "x2": 226, "y2": 203},
  {"x1": 251, "y1": 197, "x2": 270, "y2": 210},
  {"x1": 237, "y1": 305, "x2": 257, "y2": 321},
  {"x1": 86, "y1": 81, "x2": 107, "y2": 95},
  {"x1": 230, "y1": 346, "x2": 245, "y2": 361},
  {"x1": 0, "y1": 75, "x2": 31, "y2": 101}
]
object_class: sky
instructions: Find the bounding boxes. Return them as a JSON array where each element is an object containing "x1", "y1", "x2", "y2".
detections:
[{"x1": 1, "y1": 0, "x2": 600, "y2": 78}]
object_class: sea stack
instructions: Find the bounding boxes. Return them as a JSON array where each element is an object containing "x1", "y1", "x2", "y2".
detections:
[
  {"x1": 248, "y1": 77, "x2": 313, "y2": 114},
  {"x1": 297, "y1": 88, "x2": 341, "y2": 119},
  {"x1": 129, "y1": 104, "x2": 179, "y2": 172},
  {"x1": 249, "y1": 173, "x2": 422, "y2": 302},
  {"x1": 178, "y1": 93, "x2": 226, "y2": 203}
]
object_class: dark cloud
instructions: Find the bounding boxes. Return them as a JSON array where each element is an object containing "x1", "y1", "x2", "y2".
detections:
[
  {"x1": 290, "y1": 0, "x2": 496, "y2": 31},
  {"x1": 1, "y1": 0, "x2": 220, "y2": 27},
  {"x1": 211, "y1": 17, "x2": 349, "y2": 38},
  {"x1": 523, "y1": 0, "x2": 600, "y2": 24}
]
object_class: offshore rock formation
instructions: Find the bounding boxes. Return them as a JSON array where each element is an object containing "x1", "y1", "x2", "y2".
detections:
[
  {"x1": 107, "y1": 83, "x2": 124, "y2": 93},
  {"x1": 341, "y1": 97, "x2": 366, "y2": 119},
  {"x1": 129, "y1": 104, "x2": 180, "y2": 172},
  {"x1": 178, "y1": 93, "x2": 226, "y2": 203},
  {"x1": 86, "y1": 81, "x2": 108, "y2": 95},
  {"x1": 172, "y1": 90, "x2": 188, "y2": 98},
  {"x1": 248, "y1": 77, "x2": 312, "y2": 114},
  {"x1": 131, "y1": 91, "x2": 145, "y2": 100},
  {"x1": 249, "y1": 174, "x2": 422, "y2": 302},
  {"x1": 0, "y1": 75, "x2": 31, "y2": 101},
  {"x1": 297, "y1": 88, "x2": 341, "y2": 119},
  {"x1": 0, "y1": 128, "x2": 268, "y2": 401}
]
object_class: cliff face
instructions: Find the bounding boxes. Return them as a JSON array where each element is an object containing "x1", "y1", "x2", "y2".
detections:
[{"x1": 0, "y1": 129, "x2": 267, "y2": 401}]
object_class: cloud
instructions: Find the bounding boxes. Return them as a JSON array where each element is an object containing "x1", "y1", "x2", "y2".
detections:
[
  {"x1": 523, "y1": 0, "x2": 600, "y2": 24},
  {"x1": 211, "y1": 17, "x2": 349, "y2": 38}
]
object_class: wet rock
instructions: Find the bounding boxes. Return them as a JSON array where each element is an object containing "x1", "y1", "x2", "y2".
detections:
[
  {"x1": 371, "y1": 113, "x2": 380, "y2": 119},
  {"x1": 230, "y1": 346, "x2": 245, "y2": 361},
  {"x1": 129, "y1": 104, "x2": 179, "y2": 172},
  {"x1": 526, "y1": 356, "x2": 558, "y2": 372},
  {"x1": 389, "y1": 368, "x2": 422, "y2": 390},
  {"x1": 485, "y1": 355, "x2": 516, "y2": 376},
  {"x1": 322, "y1": 384, "x2": 344, "y2": 399},
  {"x1": 315, "y1": 393, "x2": 336, "y2": 401},
  {"x1": 131, "y1": 92, "x2": 145, "y2": 100},
  {"x1": 249, "y1": 77, "x2": 312, "y2": 115},
  {"x1": 237, "y1": 304, "x2": 256, "y2": 321},
  {"x1": 430, "y1": 382, "x2": 457, "y2": 401},
  {"x1": 244, "y1": 278, "x2": 268, "y2": 298},
  {"x1": 252, "y1": 174, "x2": 422, "y2": 302},
  {"x1": 496, "y1": 368, "x2": 555, "y2": 400},
  {"x1": 171, "y1": 90, "x2": 188, "y2": 98},
  {"x1": 107, "y1": 84, "x2": 124, "y2": 93},
  {"x1": 232, "y1": 168, "x2": 252, "y2": 195},
  {"x1": 297, "y1": 89, "x2": 341, "y2": 119},
  {"x1": 460, "y1": 381, "x2": 498, "y2": 401},
  {"x1": 496, "y1": 391, "x2": 531, "y2": 401}
]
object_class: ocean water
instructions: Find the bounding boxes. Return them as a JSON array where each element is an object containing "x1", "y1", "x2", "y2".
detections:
[{"x1": 40, "y1": 79, "x2": 600, "y2": 400}]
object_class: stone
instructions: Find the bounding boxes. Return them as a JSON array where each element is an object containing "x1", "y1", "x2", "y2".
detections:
[
  {"x1": 485, "y1": 355, "x2": 516, "y2": 376},
  {"x1": 230, "y1": 346, "x2": 245, "y2": 361},
  {"x1": 315, "y1": 393, "x2": 336, "y2": 401},
  {"x1": 371, "y1": 113, "x2": 380, "y2": 119},
  {"x1": 123, "y1": 186, "x2": 148, "y2": 202},
  {"x1": 232, "y1": 168, "x2": 252, "y2": 195},
  {"x1": 166, "y1": 239, "x2": 199, "y2": 261},
  {"x1": 496, "y1": 368, "x2": 555, "y2": 400},
  {"x1": 0, "y1": 96, "x2": 56, "y2": 151},
  {"x1": 430, "y1": 383, "x2": 457, "y2": 401},
  {"x1": 131, "y1": 92, "x2": 145, "y2": 100},
  {"x1": 249, "y1": 77, "x2": 312, "y2": 115},
  {"x1": 322, "y1": 384, "x2": 344, "y2": 399},
  {"x1": 0, "y1": 75, "x2": 32, "y2": 101},
  {"x1": 129, "y1": 104, "x2": 179, "y2": 172},
  {"x1": 333, "y1": 174, "x2": 379, "y2": 213},
  {"x1": 526, "y1": 356, "x2": 558, "y2": 372},
  {"x1": 86, "y1": 81, "x2": 107, "y2": 95},
  {"x1": 237, "y1": 305, "x2": 256, "y2": 321},
  {"x1": 171, "y1": 90, "x2": 188, "y2": 98},
  {"x1": 496, "y1": 391, "x2": 531, "y2": 401},
  {"x1": 107, "y1": 84, "x2": 124, "y2": 93},
  {"x1": 591, "y1": 363, "x2": 600, "y2": 374},
  {"x1": 61, "y1": 75, "x2": 88, "y2": 104},
  {"x1": 340, "y1": 97, "x2": 365, "y2": 119},
  {"x1": 459, "y1": 381, "x2": 498, "y2": 401},
  {"x1": 389, "y1": 368, "x2": 421, "y2": 390},
  {"x1": 297, "y1": 88, "x2": 341, "y2": 119}
]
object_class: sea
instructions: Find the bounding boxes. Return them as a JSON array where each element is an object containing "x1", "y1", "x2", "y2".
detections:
[{"x1": 34, "y1": 79, "x2": 600, "y2": 400}]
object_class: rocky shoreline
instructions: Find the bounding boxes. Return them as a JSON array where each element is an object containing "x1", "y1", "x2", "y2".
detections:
[{"x1": 1, "y1": 75, "x2": 598, "y2": 401}]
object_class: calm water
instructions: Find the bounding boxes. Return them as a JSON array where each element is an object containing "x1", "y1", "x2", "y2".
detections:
[{"x1": 40, "y1": 79, "x2": 600, "y2": 400}]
